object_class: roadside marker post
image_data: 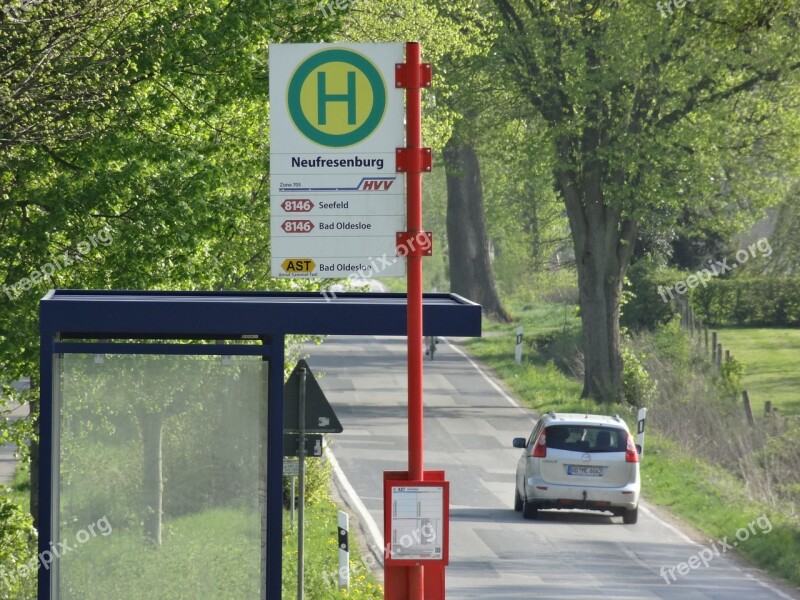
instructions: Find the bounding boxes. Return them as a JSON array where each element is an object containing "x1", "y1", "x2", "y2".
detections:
[
  {"x1": 338, "y1": 510, "x2": 349, "y2": 591},
  {"x1": 637, "y1": 407, "x2": 647, "y2": 457}
]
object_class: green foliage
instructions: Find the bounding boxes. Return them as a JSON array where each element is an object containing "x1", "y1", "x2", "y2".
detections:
[
  {"x1": 642, "y1": 434, "x2": 800, "y2": 587},
  {"x1": 529, "y1": 328, "x2": 582, "y2": 377},
  {"x1": 651, "y1": 317, "x2": 692, "y2": 370},
  {"x1": 282, "y1": 499, "x2": 383, "y2": 599},
  {"x1": 621, "y1": 342, "x2": 657, "y2": 406},
  {"x1": 303, "y1": 457, "x2": 333, "y2": 507},
  {"x1": 720, "y1": 356, "x2": 745, "y2": 400},
  {"x1": 620, "y1": 258, "x2": 683, "y2": 331},
  {"x1": 694, "y1": 276, "x2": 800, "y2": 326},
  {"x1": 1, "y1": 1, "x2": 343, "y2": 465},
  {"x1": 0, "y1": 494, "x2": 36, "y2": 598},
  {"x1": 758, "y1": 419, "x2": 800, "y2": 506},
  {"x1": 0, "y1": 389, "x2": 35, "y2": 465},
  {"x1": 479, "y1": 119, "x2": 569, "y2": 296},
  {"x1": 283, "y1": 456, "x2": 333, "y2": 509}
]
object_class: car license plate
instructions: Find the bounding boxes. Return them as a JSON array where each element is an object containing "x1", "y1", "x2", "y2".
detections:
[{"x1": 567, "y1": 465, "x2": 603, "y2": 476}]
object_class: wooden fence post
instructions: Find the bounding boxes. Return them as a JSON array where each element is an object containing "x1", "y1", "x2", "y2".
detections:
[
  {"x1": 711, "y1": 331, "x2": 717, "y2": 362},
  {"x1": 742, "y1": 390, "x2": 755, "y2": 426}
]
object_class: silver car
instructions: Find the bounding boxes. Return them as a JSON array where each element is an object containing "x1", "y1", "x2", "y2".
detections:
[{"x1": 513, "y1": 412, "x2": 641, "y2": 523}]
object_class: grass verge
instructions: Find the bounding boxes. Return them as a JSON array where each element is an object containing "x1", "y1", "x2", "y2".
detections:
[
  {"x1": 464, "y1": 306, "x2": 800, "y2": 589},
  {"x1": 282, "y1": 494, "x2": 383, "y2": 599}
]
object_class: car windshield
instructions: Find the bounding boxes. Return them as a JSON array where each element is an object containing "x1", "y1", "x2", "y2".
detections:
[{"x1": 545, "y1": 424, "x2": 626, "y2": 453}]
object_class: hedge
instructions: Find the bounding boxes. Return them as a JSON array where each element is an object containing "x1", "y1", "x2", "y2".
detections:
[{"x1": 693, "y1": 276, "x2": 800, "y2": 326}]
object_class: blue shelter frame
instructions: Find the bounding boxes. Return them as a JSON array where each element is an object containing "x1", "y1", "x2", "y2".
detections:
[{"x1": 39, "y1": 289, "x2": 480, "y2": 599}]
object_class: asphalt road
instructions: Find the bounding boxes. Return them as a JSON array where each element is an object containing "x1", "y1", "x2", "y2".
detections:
[{"x1": 304, "y1": 335, "x2": 800, "y2": 600}]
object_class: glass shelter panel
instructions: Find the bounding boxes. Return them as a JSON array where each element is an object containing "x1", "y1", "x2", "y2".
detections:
[{"x1": 56, "y1": 353, "x2": 267, "y2": 600}]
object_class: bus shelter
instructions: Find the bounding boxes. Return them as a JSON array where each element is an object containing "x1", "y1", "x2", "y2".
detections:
[{"x1": 38, "y1": 289, "x2": 480, "y2": 599}]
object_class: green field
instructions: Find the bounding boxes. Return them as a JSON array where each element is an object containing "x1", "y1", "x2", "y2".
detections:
[{"x1": 714, "y1": 328, "x2": 800, "y2": 416}]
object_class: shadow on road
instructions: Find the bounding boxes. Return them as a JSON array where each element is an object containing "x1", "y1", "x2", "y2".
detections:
[{"x1": 452, "y1": 506, "x2": 618, "y2": 526}]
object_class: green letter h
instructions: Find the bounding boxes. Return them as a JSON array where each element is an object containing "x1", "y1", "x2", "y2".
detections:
[{"x1": 317, "y1": 71, "x2": 356, "y2": 125}]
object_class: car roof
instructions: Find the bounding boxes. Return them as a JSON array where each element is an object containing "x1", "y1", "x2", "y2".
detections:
[{"x1": 542, "y1": 412, "x2": 630, "y2": 430}]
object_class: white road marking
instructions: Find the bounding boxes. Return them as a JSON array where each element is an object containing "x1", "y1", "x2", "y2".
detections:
[
  {"x1": 747, "y1": 573, "x2": 798, "y2": 600},
  {"x1": 326, "y1": 447, "x2": 385, "y2": 565},
  {"x1": 441, "y1": 337, "x2": 535, "y2": 422},
  {"x1": 638, "y1": 504, "x2": 698, "y2": 546}
]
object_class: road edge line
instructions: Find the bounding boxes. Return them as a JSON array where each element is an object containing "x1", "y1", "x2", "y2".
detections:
[{"x1": 326, "y1": 447, "x2": 385, "y2": 566}]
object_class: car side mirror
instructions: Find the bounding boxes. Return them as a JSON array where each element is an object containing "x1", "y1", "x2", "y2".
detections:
[
  {"x1": 513, "y1": 437, "x2": 527, "y2": 449},
  {"x1": 636, "y1": 444, "x2": 642, "y2": 455}
]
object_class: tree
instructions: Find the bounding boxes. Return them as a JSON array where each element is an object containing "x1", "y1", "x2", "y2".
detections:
[
  {"x1": 1, "y1": 0, "x2": 340, "y2": 524},
  {"x1": 443, "y1": 120, "x2": 511, "y2": 320},
  {"x1": 1, "y1": 0, "x2": 491, "y2": 531},
  {"x1": 491, "y1": 0, "x2": 800, "y2": 400}
]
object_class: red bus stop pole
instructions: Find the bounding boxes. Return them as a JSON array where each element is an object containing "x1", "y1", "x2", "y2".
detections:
[{"x1": 406, "y1": 40, "x2": 425, "y2": 599}]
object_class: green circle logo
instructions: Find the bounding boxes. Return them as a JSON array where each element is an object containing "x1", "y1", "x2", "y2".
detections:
[{"x1": 287, "y1": 49, "x2": 387, "y2": 148}]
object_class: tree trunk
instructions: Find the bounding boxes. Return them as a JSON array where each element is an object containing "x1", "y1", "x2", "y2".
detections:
[
  {"x1": 555, "y1": 145, "x2": 638, "y2": 402},
  {"x1": 443, "y1": 134, "x2": 511, "y2": 322},
  {"x1": 140, "y1": 411, "x2": 164, "y2": 547}
]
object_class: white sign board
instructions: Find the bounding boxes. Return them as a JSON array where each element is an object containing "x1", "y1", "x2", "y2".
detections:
[
  {"x1": 269, "y1": 43, "x2": 406, "y2": 278},
  {"x1": 283, "y1": 458, "x2": 300, "y2": 477},
  {"x1": 389, "y1": 485, "x2": 443, "y2": 560}
]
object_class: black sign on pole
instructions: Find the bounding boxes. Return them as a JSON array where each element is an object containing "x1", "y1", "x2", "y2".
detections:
[
  {"x1": 284, "y1": 433, "x2": 323, "y2": 457},
  {"x1": 284, "y1": 359, "x2": 343, "y2": 433}
]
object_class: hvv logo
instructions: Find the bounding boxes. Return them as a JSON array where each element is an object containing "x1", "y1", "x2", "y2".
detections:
[{"x1": 358, "y1": 177, "x2": 395, "y2": 191}]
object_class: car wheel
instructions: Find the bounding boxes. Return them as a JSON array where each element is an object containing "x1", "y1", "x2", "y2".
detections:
[
  {"x1": 514, "y1": 486, "x2": 523, "y2": 511},
  {"x1": 622, "y1": 506, "x2": 638, "y2": 524},
  {"x1": 522, "y1": 499, "x2": 539, "y2": 520}
]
